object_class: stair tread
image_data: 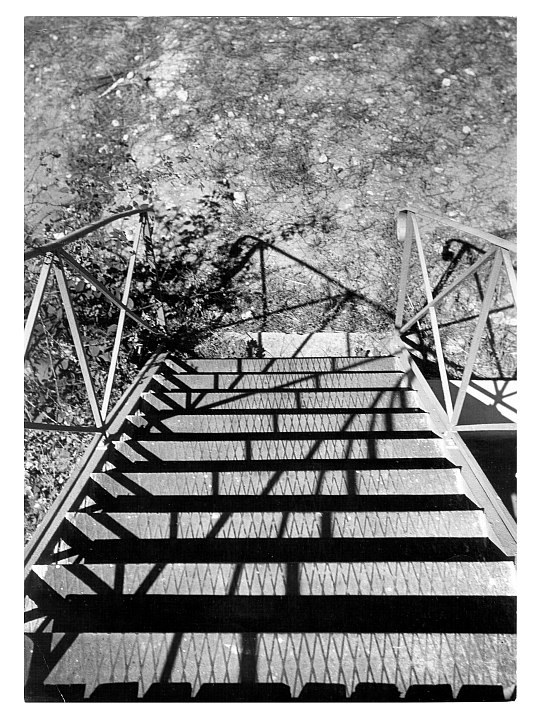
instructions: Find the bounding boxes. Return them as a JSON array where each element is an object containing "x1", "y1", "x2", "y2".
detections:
[
  {"x1": 111, "y1": 436, "x2": 444, "y2": 464},
  {"x1": 153, "y1": 372, "x2": 408, "y2": 391},
  {"x1": 62, "y1": 509, "x2": 487, "y2": 540},
  {"x1": 28, "y1": 561, "x2": 516, "y2": 598},
  {"x1": 166, "y1": 357, "x2": 401, "y2": 373},
  {"x1": 91, "y1": 468, "x2": 464, "y2": 497},
  {"x1": 24, "y1": 631, "x2": 516, "y2": 698},
  {"x1": 141, "y1": 388, "x2": 420, "y2": 412},
  {"x1": 128, "y1": 411, "x2": 430, "y2": 435}
]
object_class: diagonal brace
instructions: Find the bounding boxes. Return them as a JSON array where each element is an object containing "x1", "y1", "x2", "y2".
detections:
[
  {"x1": 57, "y1": 248, "x2": 156, "y2": 334},
  {"x1": 53, "y1": 254, "x2": 104, "y2": 430}
]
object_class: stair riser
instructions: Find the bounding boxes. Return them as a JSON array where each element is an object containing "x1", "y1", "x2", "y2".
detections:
[
  {"x1": 44, "y1": 537, "x2": 506, "y2": 565},
  {"x1": 24, "y1": 595, "x2": 517, "y2": 634}
]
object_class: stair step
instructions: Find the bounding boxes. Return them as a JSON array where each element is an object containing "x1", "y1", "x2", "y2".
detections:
[
  {"x1": 153, "y1": 372, "x2": 408, "y2": 391},
  {"x1": 111, "y1": 437, "x2": 444, "y2": 466},
  {"x1": 61, "y1": 509, "x2": 487, "y2": 541},
  {"x1": 23, "y1": 631, "x2": 517, "y2": 698},
  {"x1": 27, "y1": 561, "x2": 516, "y2": 599},
  {"x1": 140, "y1": 388, "x2": 420, "y2": 412},
  {"x1": 166, "y1": 356, "x2": 401, "y2": 374},
  {"x1": 91, "y1": 467, "x2": 464, "y2": 498},
  {"x1": 128, "y1": 411, "x2": 430, "y2": 435}
]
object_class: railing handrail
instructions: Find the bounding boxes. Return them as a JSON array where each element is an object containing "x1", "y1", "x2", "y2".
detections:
[
  {"x1": 394, "y1": 207, "x2": 517, "y2": 435},
  {"x1": 24, "y1": 204, "x2": 154, "y2": 261},
  {"x1": 24, "y1": 204, "x2": 165, "y2": 431},
  {"x1": 397, "y1": 205, "x2": 517, "y2": 254}
]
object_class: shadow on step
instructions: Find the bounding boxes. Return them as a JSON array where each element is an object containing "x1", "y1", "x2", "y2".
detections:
[
  {"x1": 25, "y1": 590, "x2": 516, "y2": 633},
  {"x1": 24, "y1": 681, "x2": 513, "y2": 702},
  {"x1": 44, "y1": 531, "x2": 512, "y2": 565}
]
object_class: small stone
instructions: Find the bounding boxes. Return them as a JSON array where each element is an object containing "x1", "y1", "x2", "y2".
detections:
[
  {"x1": 450, "y1": 74, "x2": 457, "y2": 80},
  {"x1": 176, "y1": 89, "x2": 188, "y2": 102},
  {"x1": 309, "y1": 56, "x2": 318, "y2": 63},
  {"x1": 464, "y1": 68, "x2": 476, "y2": 76},
  {"x1": 435, "y1": 68, "x2": 445, "y2": 74},
  {"x1": 441, "y1": 78, "x2": 452, "y2": 87},
  {"x1": 462, "y1": 125, "x2": 471, "y2": 134},
  {"x1": 448, "y1": 210, "x2": 458, "y2": 217},
  {"x1": 318, "y1": 154, "x2": 328, "y2": 163},
  {"x1": 434, "y1": 167, "x2": 444, "y2": 174},
  {"x1": 126, "y1": 71, "x2": 134, "y2": 80},
  {"x1": 364, "y1": 98, "x2": 374, "y2": 105},
  {"x1": 111, "y1": 119, "x2": 120, "y2": 127},
  {"x1": 171, "y1": 108, "x2": 180, "y2": 116},
  {"x1": 227, "y1": 111, "x2": 235, "y2": 117},
  {"x1": 276, "y1": 108, "x2": 285, "y2": 114}
]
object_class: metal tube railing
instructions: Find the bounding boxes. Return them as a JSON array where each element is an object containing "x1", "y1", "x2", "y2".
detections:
[
  {"x1": 24, "y1": 205, "x2": 163, "y2": 434},
  {"x1": 23, "y1": 205, "x2": 153, "y2": 261},
  {"x1": 395, "y1": 206, "x2": 517, "y2": 435}
]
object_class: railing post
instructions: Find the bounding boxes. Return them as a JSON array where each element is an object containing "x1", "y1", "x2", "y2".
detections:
[
  {"x1": 101, "y1": 216, "x2": 145, "y2": 420},
  {"x1": 259, "y1": 240, "x2": 268, "y2": 330},
  {"x1": 53, "y1": 254, "x2": 104, "y2": 431},
  {"x1": 409, "y1": 213, "x2": 454, "y2": 420},
  {"x1": 395, "y1": 210, "x2": 414, "y2": 331},
  {"x1": 501, "y1": 249, "x2": 517, "y2": 307},
  {"x1": 24, "y1": 254, "x2": 54, "y2": 360},
  {"x1": 142, "y1": 212, "x2": 167, "y2": 330},
  {"x1": 450, "y1": 249, "x2": 504, "y2": 428}
]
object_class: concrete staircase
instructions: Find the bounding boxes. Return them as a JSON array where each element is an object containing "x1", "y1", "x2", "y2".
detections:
[{"x1": 24, "y1": 353, "x2": 516, "y2": 702}]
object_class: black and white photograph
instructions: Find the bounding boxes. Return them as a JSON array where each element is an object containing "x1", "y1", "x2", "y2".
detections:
[{"x1": 23, "y1": 13, "x2": 517, "y2": 704}]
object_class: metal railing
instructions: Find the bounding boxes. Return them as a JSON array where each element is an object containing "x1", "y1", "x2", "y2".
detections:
[
  {"x1": 24, "y1": 204, "x2": 165, "y2": 435},
  {"x1": 394, "y1": 205, "x2": 517, "y2": 436}
]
